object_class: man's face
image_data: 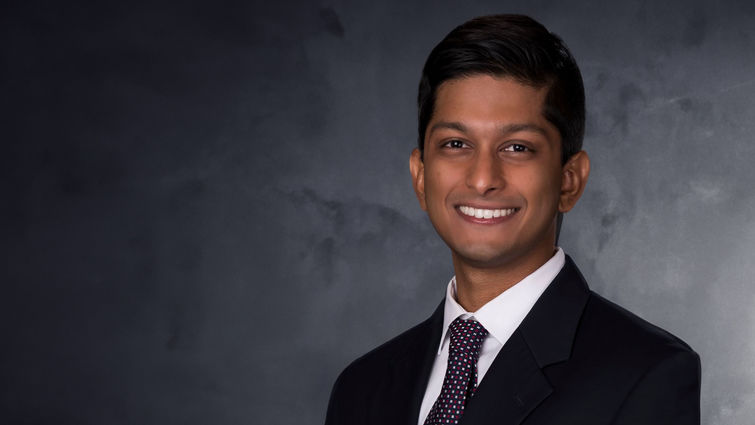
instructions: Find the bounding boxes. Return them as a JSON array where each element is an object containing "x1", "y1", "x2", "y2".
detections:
[{"x1": 410, "y1": 74, "x2": 572, "y2": 270}]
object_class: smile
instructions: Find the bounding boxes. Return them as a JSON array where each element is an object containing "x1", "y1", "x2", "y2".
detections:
[{"x1": 458, "y1": 205, "x2": 519, "y2": 219}]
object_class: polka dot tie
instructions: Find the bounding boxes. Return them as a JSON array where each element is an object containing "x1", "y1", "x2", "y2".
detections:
[{"x1": 424, "y1": 318, "x2": 488, "y2": 425}]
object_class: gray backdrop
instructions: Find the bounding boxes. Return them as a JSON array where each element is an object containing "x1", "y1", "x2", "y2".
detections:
[{"x1": 3, "y1": 1, "x2": 754, "y2": 424}]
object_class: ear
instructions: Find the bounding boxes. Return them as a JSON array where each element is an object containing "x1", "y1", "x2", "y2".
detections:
[
  {"x1": 410, "y1": 148, "x2": 427, "y2": 211},
  {"x1": 559, "y1": 150, "x2": 590, "y2": 213}
]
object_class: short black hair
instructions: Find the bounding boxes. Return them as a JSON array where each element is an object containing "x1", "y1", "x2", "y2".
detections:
[{"x1": 417, "y1": 14, "x2": 585, "y2": 164}]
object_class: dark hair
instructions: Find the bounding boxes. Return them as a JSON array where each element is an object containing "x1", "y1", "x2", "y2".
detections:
[{"x1": 417, "y1": 14, "x2": 585, "y2": 164}]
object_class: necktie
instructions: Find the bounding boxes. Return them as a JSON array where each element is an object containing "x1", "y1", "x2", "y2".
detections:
[{"x1": 424, "y1": 318, "x2": 489, "y2": 425}]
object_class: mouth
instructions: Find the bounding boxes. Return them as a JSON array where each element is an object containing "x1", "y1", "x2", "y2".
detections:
[{"x1": 458, "y1": 205, "x2": 519, "y2": 220}]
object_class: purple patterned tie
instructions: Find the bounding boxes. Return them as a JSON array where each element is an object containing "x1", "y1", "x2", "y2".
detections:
[{"x1": 424, "y1": 318, "x2": 489, "y2": 425}]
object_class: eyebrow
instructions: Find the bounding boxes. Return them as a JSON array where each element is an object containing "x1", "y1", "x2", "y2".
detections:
[{"x1": 428, "y1": 121, "x2": 549, "y2": 137}]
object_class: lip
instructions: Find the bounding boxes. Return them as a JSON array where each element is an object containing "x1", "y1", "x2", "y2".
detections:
[{"x1": 455, "y1": 204, "x2": 520, "y2": 224}]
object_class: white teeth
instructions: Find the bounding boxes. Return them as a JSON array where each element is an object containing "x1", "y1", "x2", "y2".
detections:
[{"x1": 459, "y1": 206, "x2": 517, "y2": 219}]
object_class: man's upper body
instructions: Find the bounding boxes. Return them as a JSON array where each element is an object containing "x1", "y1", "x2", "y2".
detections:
[
  {"x1": 325, "y1": 14, "x2": 701, "y2": 425},
  {"x1": 324, "y1": 252, "x2": 700, "y2": 425}
]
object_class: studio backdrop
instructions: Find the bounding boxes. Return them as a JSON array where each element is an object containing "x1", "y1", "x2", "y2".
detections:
[{"x1": 2, "y1": 1, "x2": 754, "y2": 424}]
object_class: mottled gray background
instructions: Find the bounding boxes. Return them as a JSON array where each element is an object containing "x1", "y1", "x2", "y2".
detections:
[{"x1": 2, "y1": 0, "x2": 754, "y2": 424}]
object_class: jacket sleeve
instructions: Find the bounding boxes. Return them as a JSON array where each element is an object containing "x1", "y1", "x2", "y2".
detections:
[{"x1": 611, "y1": 349, "x2": 701, "y2": 425}]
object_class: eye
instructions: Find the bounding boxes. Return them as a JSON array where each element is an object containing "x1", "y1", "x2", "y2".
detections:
[
  {"x1": 502, "y1": 143, "x2": 530, "y2": 153},
  {"x1": 442, "y1": 139, "x2": 468, "y2": 149}
]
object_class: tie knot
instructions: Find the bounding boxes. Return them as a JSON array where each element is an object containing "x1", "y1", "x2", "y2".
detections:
[{"x1": 448, "y1": 318, "x2": 488, "y2": 355}]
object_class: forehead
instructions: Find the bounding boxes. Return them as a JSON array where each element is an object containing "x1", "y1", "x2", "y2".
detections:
[{"x1": 433, "y1": 75, "x2": 550, "y2": 122}]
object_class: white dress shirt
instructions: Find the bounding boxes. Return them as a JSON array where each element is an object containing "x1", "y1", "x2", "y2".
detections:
[{"x1": 417, "y1": 248, "x2": 566, "y2": 425}]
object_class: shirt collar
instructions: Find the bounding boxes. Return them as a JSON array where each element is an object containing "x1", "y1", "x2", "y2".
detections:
[{"x1": 437, "y1": 247, "x2": 566, "y2": 355}]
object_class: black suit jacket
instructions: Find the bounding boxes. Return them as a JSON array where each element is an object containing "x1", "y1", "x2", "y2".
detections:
[{"x1": 325, "y1": 256, "x2": 701, "y2": 425}]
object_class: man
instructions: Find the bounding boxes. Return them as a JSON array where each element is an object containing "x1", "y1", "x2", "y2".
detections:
[{"x1": 325, "y1": 14, "x2": 700, "y2": 425}]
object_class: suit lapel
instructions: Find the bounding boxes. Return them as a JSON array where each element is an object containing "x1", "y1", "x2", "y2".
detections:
[
  {"x1": 459, "y1": 330, "x2": 552, "y2": 425},
  {"x1": 519, "y1": 256, "x2": 590, "y2": 368},
  {"x1": 459, "y1": 255, "x2": 591, "y2": 425}
]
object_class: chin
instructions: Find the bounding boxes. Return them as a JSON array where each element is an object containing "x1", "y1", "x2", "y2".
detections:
[{"x1": 452, "y1": 244, "x2": 518, "y2": 268}]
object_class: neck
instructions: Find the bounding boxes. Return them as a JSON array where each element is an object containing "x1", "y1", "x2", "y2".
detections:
[{"x1": 452, "y1": 245, "x2": 557, "y2": 312}]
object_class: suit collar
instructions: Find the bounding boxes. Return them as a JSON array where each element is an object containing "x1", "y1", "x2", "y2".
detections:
[
  {"x1": 518, "y1": 254, "x2": 590, "y2": 368},
  {"x1": 438, "y1": 248, "x2": 566, "y2": 355},
  {"x1": 460, "y1": 255, "x2": 590, "y2": 425}
]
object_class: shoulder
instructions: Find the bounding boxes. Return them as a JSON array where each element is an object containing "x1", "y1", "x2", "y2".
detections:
[
  {"x1": 572, "y1": 290, "x2": 700, "y2": 384},
  {"x1": 325, "y1": 314, "x2": 438, "y2": 424},
  {"x1": 582, "y1": 291, "x2": 696, "y2": 355},
  {"x1": 575, "y1": 293, "x2": 702, "y2": 423},
  {"x1": 534, "y1": 288, "x2": 701, "y2": 422},
  {"x1": 334, "y1": 314, "x2": 435, "y2": 386}
]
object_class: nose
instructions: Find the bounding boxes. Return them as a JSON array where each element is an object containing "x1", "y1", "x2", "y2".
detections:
[{"x1": 466, "y1": 151, "x2": 505, "y2": 195}]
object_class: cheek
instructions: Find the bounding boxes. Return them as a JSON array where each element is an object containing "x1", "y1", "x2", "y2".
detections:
[
  {"x1": 524, "y1": 169, "x2": 562, "y2": 208},
  {"x1": 425, "y1": 168, "x2": 453, "y2": 203}
]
